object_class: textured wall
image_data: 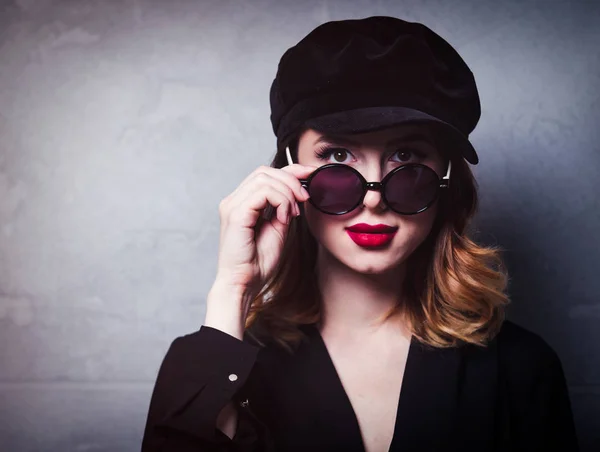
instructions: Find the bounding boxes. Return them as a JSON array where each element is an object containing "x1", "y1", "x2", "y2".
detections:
[{"x1": 0, "y1": 0, "x2": 598, "y2": 450}]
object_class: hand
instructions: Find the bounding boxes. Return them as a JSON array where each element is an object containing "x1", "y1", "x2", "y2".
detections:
[{"x1": 208, "y1": 163, "x2": 316, "y2": 327}]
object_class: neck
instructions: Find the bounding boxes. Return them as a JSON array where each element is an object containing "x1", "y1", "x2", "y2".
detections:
[{"x1": 315, "y1": 246, "x2": 409, "y2": 338}]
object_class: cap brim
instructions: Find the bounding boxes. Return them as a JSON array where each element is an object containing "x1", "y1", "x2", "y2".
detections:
[{"x1": 300, "y1": 106, "x2": 479, "y2": 164}]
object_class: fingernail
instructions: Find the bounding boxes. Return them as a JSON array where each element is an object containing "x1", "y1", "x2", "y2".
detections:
[{"x1": 301, "y1": 187, "x2": 310, "y2": 198}]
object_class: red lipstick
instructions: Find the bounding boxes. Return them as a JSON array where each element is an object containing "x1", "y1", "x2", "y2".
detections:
[{"x1": 346, "y1": 223, "x2": 398, "y2": 248}]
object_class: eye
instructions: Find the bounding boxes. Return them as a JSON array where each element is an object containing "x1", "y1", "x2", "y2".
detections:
[
  {"x1": 390, "y1": 148, "x2": 425, "y2": 163},
  {"x1": 314, "y1": 146, "x2": 353, "y2": 163}
]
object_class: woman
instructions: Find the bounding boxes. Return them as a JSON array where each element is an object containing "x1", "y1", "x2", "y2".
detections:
[{"x1": 141, "y1": 16, "x2": 578, "y2": 451}]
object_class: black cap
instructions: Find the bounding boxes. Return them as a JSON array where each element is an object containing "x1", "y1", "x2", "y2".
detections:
[{"x1": 269, "y1": 16, "x2": 481, "y2": 164}]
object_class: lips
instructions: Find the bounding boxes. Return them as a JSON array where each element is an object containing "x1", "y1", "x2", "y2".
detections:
[
  {"x1": 346, "y1": 223, "x2": 398, "y2": 233},
  {"x1": 346, "y1": 223, "x2": 398, "y2": 247}
]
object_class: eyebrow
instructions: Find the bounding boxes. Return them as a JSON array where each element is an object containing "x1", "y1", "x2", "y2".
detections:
[{"x1": 313, "y1": 132, "x2": 436, "y2": 148}]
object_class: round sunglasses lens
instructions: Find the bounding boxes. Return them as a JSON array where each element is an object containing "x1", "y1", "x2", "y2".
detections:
[
  {"x1": 309, "y1": 166, "x2": 363, "y2": 214},
  {"x1": 385, "y1": 166, "x2": 439, "y2": 213}
]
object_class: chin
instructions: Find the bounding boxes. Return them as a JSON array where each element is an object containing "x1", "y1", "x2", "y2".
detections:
[
  {"x1": 320, "y1": 239, "x2": 416, "y2": 275},
  {"x1": 345, "y1": 259, "x2": 400, "y2": 275},
  {"x1": 352, "y1": 248, "x2": 411, "y2": 274}
]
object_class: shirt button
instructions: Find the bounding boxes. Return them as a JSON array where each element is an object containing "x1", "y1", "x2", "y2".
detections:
[{"x1": 228, "y1": 373, "x2": 238, "y2": 382}]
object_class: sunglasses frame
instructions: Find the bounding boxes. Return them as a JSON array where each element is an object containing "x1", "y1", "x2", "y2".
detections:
[{"x1": 285, "y1": 146, "x2": 452, "y2": 215}]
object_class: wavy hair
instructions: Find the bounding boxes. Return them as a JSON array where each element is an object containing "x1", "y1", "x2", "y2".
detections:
[{"x1": 245, "y1": 125, "x2": 510, "y2": 352}]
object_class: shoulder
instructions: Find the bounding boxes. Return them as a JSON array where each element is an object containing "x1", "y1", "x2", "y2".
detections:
[
  {"x1": 496, "y1": 319, "x2": 560, "y2": 363},
  {"x1": 492, "y1": 324, "x2": 578, "y2": 449},
  {"x1": 494, "y1": 319, "x2": 565, "y2": 386}
]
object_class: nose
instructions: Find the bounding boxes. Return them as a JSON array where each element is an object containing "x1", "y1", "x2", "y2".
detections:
[
  {"x1": 362, "y1": 185, "x2": 386, "y2": 211},
  {"x1": 361, "y1": 168, "x2": 387, "y2": 212}
]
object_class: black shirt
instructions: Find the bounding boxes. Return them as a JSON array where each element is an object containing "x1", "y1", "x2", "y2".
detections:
[{"x1": 141, "y1": 320, "x2": 579, "y2": 451}]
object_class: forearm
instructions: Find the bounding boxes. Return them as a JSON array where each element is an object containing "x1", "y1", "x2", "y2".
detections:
[{"x1": 204, "y1": 279, "x2": 254, "y2": 341}]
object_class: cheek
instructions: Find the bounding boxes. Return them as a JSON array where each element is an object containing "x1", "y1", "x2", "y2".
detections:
[
  {"x1": 303, "y1": 202, "x2": 339, "y2": 242},
  {"x1": 394, "y1": 205, "x2": 438, "y2": 252}
]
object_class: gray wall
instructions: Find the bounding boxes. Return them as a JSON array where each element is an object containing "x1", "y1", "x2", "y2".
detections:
[{"x1": 0, "y1": 0, "x2": 598, "y2": 450}]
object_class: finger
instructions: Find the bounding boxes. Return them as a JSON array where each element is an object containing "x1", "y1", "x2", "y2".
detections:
[
  {"x1": 222, "y1": 174, "x2": 296, "y2": 225},
  {"x1": 228, "y1": 181, "x2": 294, "y2": 228},
  {"x1": 245, "y1": 173, "x2": 300, "y2": 217},
  {"x1": 235, "y1": 169, "x2": 308, "y2": 213},
  {"x1": 226, "y1": 164, "x2": 317, "y2": 214},
  {"x1": 254, "y1": 164, "x2": 317, "y2": 202}
]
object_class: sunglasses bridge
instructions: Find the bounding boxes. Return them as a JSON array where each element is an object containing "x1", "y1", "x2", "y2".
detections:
[{"x1": 365, "y1": 181, "x2": 383, "y2": 192}]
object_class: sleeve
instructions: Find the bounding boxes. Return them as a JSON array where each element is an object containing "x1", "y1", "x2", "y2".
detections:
[{"x1": 140, "y1": 325, "x2": 262, "y2": 452}]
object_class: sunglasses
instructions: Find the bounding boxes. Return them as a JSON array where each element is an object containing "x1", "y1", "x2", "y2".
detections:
[{"x1": 286, "y1": 147, "x2": 451, "y2": 215}]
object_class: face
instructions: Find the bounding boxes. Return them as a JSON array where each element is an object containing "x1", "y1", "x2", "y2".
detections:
[{"x1": 296, "y1": 123, "x2": 447, "y2": 275}]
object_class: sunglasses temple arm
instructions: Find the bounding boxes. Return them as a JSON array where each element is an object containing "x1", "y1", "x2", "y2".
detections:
[
  {"x1": 285, "y1": 147, "x2": 309, "y2": 187},
  {"x1": 441, "y1": 160, "x2": 452, "y2": 187}
]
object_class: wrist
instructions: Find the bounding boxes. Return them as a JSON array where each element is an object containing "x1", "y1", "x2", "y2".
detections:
[{"x1": 204, "y1": 282, "x2": 251, "y2": 340}]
